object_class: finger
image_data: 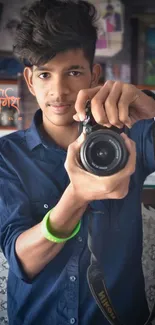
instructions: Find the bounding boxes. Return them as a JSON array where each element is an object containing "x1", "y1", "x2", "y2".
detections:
[
  {"x1": 73, "y1": 113, "x2": 80, "y2": 121},
  {"x1": 118, "y1": 84, "x2": 133, "y2": 128},
  {"x1": 75, "y1": 86, "x2": 101, "y2": 121},
  {"x1": 91, "y1": 101, "x2": 111, "y2": 127},
  {"x1": 119, "y1": 133, "x2": 136, "y2": 174},
  {"x1": 73, "y1": 106, "x2": 111, "y2": 127},
  {"x1": 66, "y1": 132, "x2": 85, "y2": 164},
  {"x1": 90, "y1": 80, "x2": 115, "y2": 126},
  {"x1": 104, "y1": 81, "x2": 124, "y2": 128},
  {"x1": 75, "y1": 80, "x2": 114, "y2": 123},
  {"x1": 67, "y1": 133, "x2": 86, "y2": 165},
  {"x1": 77, "y1": 132, "x2": 86, "y2": 144},
  {"x1": 100, "y1": 134, "x2": 136, "y2": 190}
]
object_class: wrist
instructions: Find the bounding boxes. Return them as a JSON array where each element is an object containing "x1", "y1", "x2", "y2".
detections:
[
  {"x1": 42, "y1": 209, "x2": 81, "y2": 243},
  {"x1": 67, "y1": 183, "x2": 89, "y2": 208},
  {"x1": 48, "y1": 184, "x2": 88, "y2": 237}
]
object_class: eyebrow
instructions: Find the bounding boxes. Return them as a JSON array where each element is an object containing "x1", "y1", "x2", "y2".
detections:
[{"x1": 34, "y1": 65, "x2": 85, "y2": 72}]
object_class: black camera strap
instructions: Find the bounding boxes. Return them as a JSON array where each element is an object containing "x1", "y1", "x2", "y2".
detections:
[
  {"x1": 82, "y1": 89, "x2": 155, "y2": 324},
  {"x1": 86, "y1": 208, "x2": 155, "y2": 325}
]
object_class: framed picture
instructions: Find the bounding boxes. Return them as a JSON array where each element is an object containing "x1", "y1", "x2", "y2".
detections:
[
  {"x1": 0, "y1": 0, "x2": 31, "y2": 52},
  {"x1": 89, "y1": 0, "x2": 124, "y2": 57},
  {"x1": 0, "y1": 79, "x2": 22, "y2": 132}
]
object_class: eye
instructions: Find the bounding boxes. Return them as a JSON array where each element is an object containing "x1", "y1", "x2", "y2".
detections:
[
  {"x1": 38, "y1": 73, "x2": 50, "y2": 79},
  {"x1": 68, "y1": 71, "x2": 82, "y2": 77}
]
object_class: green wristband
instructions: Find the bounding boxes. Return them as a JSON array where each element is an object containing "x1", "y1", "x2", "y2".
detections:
[{"x1": 41, "y1": 209, "x2": 81, "y2": 243}]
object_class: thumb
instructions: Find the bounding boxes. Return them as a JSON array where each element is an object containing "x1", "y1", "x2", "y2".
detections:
[
  {"x1": 77, "y1": 132, "x2": 86, "y2": 144},
  {"x1": 65, "y1": 132, "x2": 86, "y2": 170},
  {"x1": 67, "y1": 132, "x2": 85, "y2": 156}
]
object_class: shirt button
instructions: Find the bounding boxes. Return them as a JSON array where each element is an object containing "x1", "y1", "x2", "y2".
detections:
[
  {"x1": 44, "y1": 204, "x2": 49, "y2": 209},
  {"x1": 70, "y1": 318, "x2": 76, "y2": 324},
  {"x1": 77, "y1": 236, "x2": 83, "y2": 242},
  {"x1": 70, "y1": 276, "x2": 76, "y2": 282}
]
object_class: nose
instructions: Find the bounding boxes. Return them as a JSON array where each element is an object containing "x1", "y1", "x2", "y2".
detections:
[{"x1": 49, "y1": 75, "x2": 70, "y2": 98}]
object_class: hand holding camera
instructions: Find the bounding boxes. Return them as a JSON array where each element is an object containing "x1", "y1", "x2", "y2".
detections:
[
  {"x1": 73, "y1": 80, "x2": 155, "y2": 127},
  {"x1": 65, "y1": 131, "x2": 136, "y2": 203},
  {"x1": 79, "y1": 101, "x2": 129, "y2": 176},
  {"x1": 64, "y1": 81, "x2": 142, "y2": 202}
]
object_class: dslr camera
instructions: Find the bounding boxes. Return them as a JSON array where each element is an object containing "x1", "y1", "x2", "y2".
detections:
[{"x1": 79, "y1": 101, "x2": 129, "y2": 176}]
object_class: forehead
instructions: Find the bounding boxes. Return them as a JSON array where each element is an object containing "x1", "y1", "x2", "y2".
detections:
[{"x1": 33, "y1": 49, "x2": 90, "y2": 72}]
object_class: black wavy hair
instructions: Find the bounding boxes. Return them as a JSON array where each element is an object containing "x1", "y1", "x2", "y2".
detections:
[{"x1": 13, "y1": 0, "x2": 98, "y2": 68}]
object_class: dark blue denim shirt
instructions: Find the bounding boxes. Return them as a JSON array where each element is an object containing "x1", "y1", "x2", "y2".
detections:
[{"x1": 0, "y1": 108, "x2": 155, "y2": 325}]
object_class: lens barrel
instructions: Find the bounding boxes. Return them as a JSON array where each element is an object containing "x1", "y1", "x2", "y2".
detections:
[{"x1": 80, "y1": 129, "x2": 128, "y2": 176}]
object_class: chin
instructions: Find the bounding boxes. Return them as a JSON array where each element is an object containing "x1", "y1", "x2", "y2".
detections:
[{"x1": 46, "y1": 113, "x2": 76, "y2": 127}]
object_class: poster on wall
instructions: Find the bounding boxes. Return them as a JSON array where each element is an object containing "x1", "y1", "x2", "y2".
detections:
[
  {"x1": 0, "y1": 0, "x2": 33, "y2": 52},
  {"x1": 89, "y1": 0, "x2": 124, "y2": 57}
]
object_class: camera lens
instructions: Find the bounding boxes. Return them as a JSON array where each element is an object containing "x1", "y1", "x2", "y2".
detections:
[
  {"x1": 80, "y1": 129, "x2": 129, "y2": 176},
  {"x1": 90, "y1": 141, "x2": 116, "y2": 168}
]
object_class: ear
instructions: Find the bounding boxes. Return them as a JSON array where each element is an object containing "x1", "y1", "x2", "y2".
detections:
[
  {"x1": 23, "y1": 67, "x2": 36, "y2": 97},
  {"x1": 91, "y1": 63, "x2": 102, "y2": 87}
]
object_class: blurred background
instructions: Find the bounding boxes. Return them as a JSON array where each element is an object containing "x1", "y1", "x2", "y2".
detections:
[
  {"x1": 0, "y1": 0, "x2": 155, "y2": 132},
  {"x1": 0, "y1": 0, "x2": 155, "y2": 324}
]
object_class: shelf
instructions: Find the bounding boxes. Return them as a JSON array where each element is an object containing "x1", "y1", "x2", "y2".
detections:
[
  {"x1": 0, "y1": 126, "x2": 17, "y2": 130},
  {"x1": 0, "y1": 128, "x2": 17, "y2": 137},
  {"x1": 0, "y1": 79, "x2": 17, "y2": 84},
  {"x1": 136, "y1": 85, "x2": 155, "y2": 90}
]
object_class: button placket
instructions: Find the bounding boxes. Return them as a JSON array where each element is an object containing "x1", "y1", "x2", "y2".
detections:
[{"x1": 66, "y1": 255, "x2": 79, "y2": 324}]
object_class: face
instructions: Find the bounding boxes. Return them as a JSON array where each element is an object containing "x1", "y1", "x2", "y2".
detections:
[{"x1": 24, "y1": 49, "x2": 100, "y2": 127}]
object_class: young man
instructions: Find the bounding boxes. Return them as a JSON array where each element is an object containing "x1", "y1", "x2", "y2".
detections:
[{"x1": 1, "y1": 0, "x2": 155, "y2": 324}]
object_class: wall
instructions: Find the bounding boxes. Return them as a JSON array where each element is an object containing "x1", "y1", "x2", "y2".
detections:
[{"x1": 0, "y1": 0, "x2": 33, "y2": 53}]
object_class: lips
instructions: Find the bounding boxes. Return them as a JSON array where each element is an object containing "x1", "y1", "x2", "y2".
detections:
[{"x1": 47, "y1": 103, "x2": 71, "y2": 115}]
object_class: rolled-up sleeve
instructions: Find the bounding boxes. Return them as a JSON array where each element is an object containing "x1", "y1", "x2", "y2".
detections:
[{"x1": 0, "y1": 173, "x2": 35, "y2": 282}]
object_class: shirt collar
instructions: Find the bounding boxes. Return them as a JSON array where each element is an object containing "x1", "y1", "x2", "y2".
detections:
[{"x1": 26, "y1": 108, "x2": 49, "y2": 151}]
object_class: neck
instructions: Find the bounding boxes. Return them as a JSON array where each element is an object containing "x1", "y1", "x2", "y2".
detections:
[{"x1": 40, "y1": 117, "x2": 79, "y2": 150}]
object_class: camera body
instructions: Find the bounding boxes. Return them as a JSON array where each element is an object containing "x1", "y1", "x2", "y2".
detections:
[{"x1": 79, "y1": 102, "x2": 129, "y2": 176}]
